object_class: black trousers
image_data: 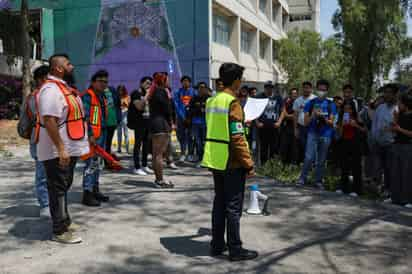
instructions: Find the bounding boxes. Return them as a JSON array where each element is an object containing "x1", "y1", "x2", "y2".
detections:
[
  {"x1": 389, "y1": 144, "x2": 412, "y2": 205},
  {"x1": 259, "y1": 128, "x2": 280, "y2": 165},
  {"x1": 211, "y1": 168, "x2": 246, "y2": 254},
  {"x1": 43, "y1": 157, "x2": 77, "y2": 235},
  {"x1": 340, "y1": 139, "x2": 363, "y2": 194},
  {"x1": 105, "y1": 126, "x2": 117, "y2": 155},
  {"x1": 279, "y1": 125, "x2": 298, "y2": 164},
  {"x1": 133, "y1": 127, "x2": 150, "y2": 169}
]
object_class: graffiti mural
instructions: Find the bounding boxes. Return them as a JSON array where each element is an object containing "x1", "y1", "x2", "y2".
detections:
[{"x1": 91, "y1": 0, "x2": 182, "y2": 91}]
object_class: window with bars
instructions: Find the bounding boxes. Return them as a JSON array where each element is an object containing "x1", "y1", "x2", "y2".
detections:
[
  {"x1": 241, "y1": 29, "x2": 252, "y2": 53},
  {"x1": 259, "y1": 0, "x2": 267, "y2": 13},
  {"x1": 260, "y1": 37, "x2": 267, "y2": 59},
  {"x1": 213, "y1": 15, "x2": 230, "y2": 46}
]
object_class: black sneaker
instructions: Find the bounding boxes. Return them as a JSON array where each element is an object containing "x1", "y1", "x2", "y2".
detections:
[
  {"x1": 210, "y1": 246, "x2": 228, "y2": 257},
  {"x1": 153, "y1": 180, "x2": 170, "y2": 189},
  {"x1": 229, "y1": 248, "x2": 258, "y2": 262},
  {"x1": 93, "y1": 186, "x2": 109, "y2": 202},
  {"x1": 82, "y1": 190, "x2": 101, "y2": 207}
]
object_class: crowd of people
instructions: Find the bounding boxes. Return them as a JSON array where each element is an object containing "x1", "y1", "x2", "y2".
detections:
[{"x1": 22, "y1": 53, "x2": 412, "y2": 255}]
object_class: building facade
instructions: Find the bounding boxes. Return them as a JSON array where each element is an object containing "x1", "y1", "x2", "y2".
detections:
[
  {"x1": 2, "y1": 0, "x2": 318, "y2": 91},
  {"x1": 287, "y1": 0, "x2": 320, "y2": 32}
]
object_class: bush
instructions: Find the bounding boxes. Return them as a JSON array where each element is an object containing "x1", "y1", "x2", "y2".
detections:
[{"x1": 258, "y1": 157, "x2": 341, "y2": 191}]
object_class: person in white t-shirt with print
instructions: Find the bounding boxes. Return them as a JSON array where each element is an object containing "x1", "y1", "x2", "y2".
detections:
[{"x1": 293, "y1": 81, "x2": 317, "y2": 163}]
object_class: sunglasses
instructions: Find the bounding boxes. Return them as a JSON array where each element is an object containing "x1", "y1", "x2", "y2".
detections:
[{"x1": 97, "y1": 79, "x2": 108, "y2": 84}]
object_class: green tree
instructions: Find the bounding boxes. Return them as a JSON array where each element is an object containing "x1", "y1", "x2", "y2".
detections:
[
  {"x1": 275, "y1": 30, "x2": 348, "y2": 96},
  {"x1": 333, "y1": 0, "x2": 412, "y2": 99}
]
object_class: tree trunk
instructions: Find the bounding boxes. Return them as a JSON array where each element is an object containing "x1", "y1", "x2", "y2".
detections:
[{"x1": 21, "y1": 0, "x2": 32, "y2": 100}]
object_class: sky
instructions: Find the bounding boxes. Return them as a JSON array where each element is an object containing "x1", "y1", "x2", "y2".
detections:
[{"x1": 320, "y1": 0, "x2": 412, "y2": 38}]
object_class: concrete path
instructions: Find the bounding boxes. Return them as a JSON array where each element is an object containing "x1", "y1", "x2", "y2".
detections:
[{"x1": 0, "y1": 152, "x2": 411, "y2": 274}]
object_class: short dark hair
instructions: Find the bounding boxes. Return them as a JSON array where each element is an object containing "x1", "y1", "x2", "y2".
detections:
[
  {"x1": 91, "y1": 70, "x2": 109, "y2": 82},
  {"x1": 334, "y1": 95, "x2": 343, "y2": 101},
  {"x1": 383, "y1": 83, "x2": 399, "y2": 94},
  {"x1": 140, "y1": 76, "x2": 153, "y2": 84},
  {"x1": 181, "y1": 75, "x2": 192, "y2": 83},
  {"x1": 219, "y1": 63, "x2": 244, "y2": 87},
  {"x1": 343, "y1": 84, "x2": 354, "y2": 91},
  {"x1": 216, "y1": 78, "x2": 223, "y2": 84},
  {"x1": 316, "y1": 79, "x2": 330, "y2": 90},
  {"x1": 196, "y1": 81, "x2": 208, "y2": 89},
  {"x1": 302, "y1": 81, "x2": 312, "y2": 88},
  {"x1": 33, "y1": 65, "x2": 49, "y2": 81},
  {"x1": 49, "y1": 53, "x2": 69, "y2": 64},
  {"x1": 400, "y1": 93, "x2": 412, "y2": 109},
  {"x1": 290, "y1": 87, "x2": 298, "y2": 93}
]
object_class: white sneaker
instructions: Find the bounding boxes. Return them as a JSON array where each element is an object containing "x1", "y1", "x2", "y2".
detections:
[
  {"x1": 179, "y1": 155, "x2": 186, "y2": 162},
  {"x1": 383, "y1": 198, "x2": 392, "y2": 204},
  {"x1": 405, "y1": 204, "x2": 412, "y2": 208},
  {"x1": 335, "y1": 189, "x2": 343, "y2": 194},
  {"x1": 133, "y1": 168, "x2": 147, "y2": 176},
  {"x1": 168, "y1": 163, "x2": 178, "y2": 170},
  {"x1": 349, "y1": 192, "x2": 358, "y2": 197},
  {"x1": 40, "y1": 207, "x2": 50, "y2": 218},
  {"x1": 142, "y1": 166, "x2": 154, "y2": 174}
]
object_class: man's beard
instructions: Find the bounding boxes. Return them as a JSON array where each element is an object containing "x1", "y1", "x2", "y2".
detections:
[{"x1": 63, "y1": 72, "x2": 76, "y2": 87}]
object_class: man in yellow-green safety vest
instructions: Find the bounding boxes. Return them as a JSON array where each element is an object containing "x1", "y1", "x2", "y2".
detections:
[{"x1": 202, "y1": 63, "x2": 258, "y2": 262}]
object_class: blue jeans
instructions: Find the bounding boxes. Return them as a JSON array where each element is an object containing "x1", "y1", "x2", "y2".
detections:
[
  {"x1": 191, "y1": 123, "x2": 206, "y2": 160},
  {"x1": 117, "y1": 111, "x2": 129, "y2": 152},
  {"x1": 30, "y1": 144, "x2": 49, "y2": 208},
  {"x1": 177, "y1": 118, "x2": 193, "y2": 155},
  {"x1": 83, "y1": 132, "x2": 106, "y2": 191},
  {"x1": 300, "y1": 132, "x2": 332, "y2": 183}
]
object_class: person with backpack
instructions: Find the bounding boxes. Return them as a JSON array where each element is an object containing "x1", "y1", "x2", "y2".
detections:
[
  {"x1": 298, "y1": 80, "x2": 337, "y2": 188},
  {"x1": 20, "y1": 65, "x2": 50, "y2": 218},
  {"x1": 37, "y1": 54, "x2": 89, "y2": 244}
]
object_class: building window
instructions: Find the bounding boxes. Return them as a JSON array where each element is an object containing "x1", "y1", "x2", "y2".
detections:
[
  {"x1": 213, "y1": 15, "x2": 230, "y2": 46},
  {"x1": 272, "y1": 42, "x2": 276, "y2": 63},
  {"x1": 272, "y1": 4, "x2": 279, "y2": 23},
  {"x1": 259, "y1": 0, "x2": 267, "y2": 13},
  {"x1": 289, "y1": 14, "x2": 312, "y2": 22},
  {"x1": 260, "y1": 37, "x2": 267, "y2": 59},
  {"x1": 241, "y1": 29, "x2": 252, "y2": 53}
]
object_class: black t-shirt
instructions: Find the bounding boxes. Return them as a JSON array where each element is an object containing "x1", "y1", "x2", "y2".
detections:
[
  {"x1": 127, "y1": 88, "x2": 150, "y2": 129},
  {"x1": 149, "y1": 88, "x2": 174, "y2": 125},
  {"x1": 395, "y1": 112, "x2": 412, "y2": 144}
]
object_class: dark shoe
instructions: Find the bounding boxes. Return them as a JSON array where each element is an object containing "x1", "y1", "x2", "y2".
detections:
[
  {"x1": 229, "y1": 248, "x2": 259, "y2": 262},
  {"x1": 93, "y1": 186, "x2": 109, "y2": 202},
  {"x1": 82, "y1": 190, "x2": 101, "y2": 207},
  {"x1": 210, "y1": 245, "x2": 228, "y2": 257}
]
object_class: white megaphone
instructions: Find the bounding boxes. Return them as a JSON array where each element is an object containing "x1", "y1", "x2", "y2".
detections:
[{"x1": 246, "y1": 184, "x2": 270, "y2": 216}]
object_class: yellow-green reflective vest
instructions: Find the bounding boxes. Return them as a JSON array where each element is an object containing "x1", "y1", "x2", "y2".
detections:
[{"x1": 202, "y1": 92, "x2": 236, "y2": 171}]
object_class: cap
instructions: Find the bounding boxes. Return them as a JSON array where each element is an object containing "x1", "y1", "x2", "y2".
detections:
[{"x1": 264, "y1": 81, "x2": 274, "y2": 88}]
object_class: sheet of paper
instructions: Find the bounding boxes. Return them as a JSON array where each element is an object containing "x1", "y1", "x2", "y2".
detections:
[{"x1": 244, "y1": 98, "x2": 269, "y2": 121}]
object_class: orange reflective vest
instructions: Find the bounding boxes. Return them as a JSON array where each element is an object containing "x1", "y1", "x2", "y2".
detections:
[
  {"x1": 83, "y1": 88, "x2": 107, "y2": 139},
  {"x1": 34, "y1": 80, "x2": 86, "y2": 143}
]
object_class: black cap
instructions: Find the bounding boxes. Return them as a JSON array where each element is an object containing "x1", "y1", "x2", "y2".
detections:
[{"x1": 264, "y1": 81, "x2": 274, "y2": 88}]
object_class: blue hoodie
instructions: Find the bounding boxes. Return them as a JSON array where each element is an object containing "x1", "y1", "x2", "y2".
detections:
[{"x1": 173, "y1": 87, "x2": 197, "y2": 120}]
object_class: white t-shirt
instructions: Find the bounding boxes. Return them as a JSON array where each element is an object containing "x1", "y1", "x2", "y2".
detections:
[
  {"x1": 37, "y1": 76, "x2": 89, "y2": 162},
  {"x1": 293, "y1": 94, "x2": 317, "y2": 126}
]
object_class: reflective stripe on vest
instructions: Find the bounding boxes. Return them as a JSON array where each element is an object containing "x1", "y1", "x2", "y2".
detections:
[
  {"x1": 201, "y1": 92, "x2": 236, "y2": 171},
  {"x1": 34, "y1": 80, "x2": 86, "y2": 143},
  {"x1": 83, "y1": 89, "x2": 106, "y2": 139}
]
